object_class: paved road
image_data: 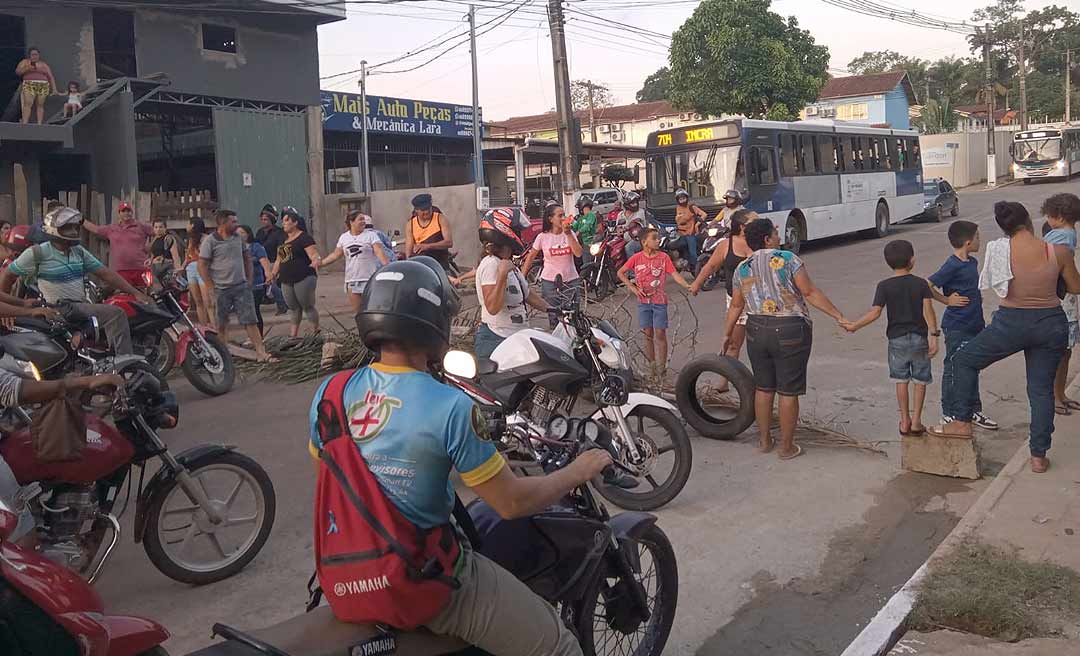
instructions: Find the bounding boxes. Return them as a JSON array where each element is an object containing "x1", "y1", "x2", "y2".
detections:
[{"x1": 95, "y1": 178, "x2": 1080, "y2": 655}]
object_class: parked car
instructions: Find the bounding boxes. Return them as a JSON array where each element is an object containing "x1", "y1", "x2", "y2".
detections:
[
  {"x1": 921, "y1": 178, "x2": 959, "y2": 222},
  {"x1": 573, "y1": 188, "x2": 621, "y2": 216}
]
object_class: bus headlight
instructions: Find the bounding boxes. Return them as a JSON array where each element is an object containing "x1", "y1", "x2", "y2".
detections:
[
  {"x1": 1057, "y1": 159, "x2": 1067, "y2": 170},
  {"x1": 589, "y1": 243, "x2": 602, "y2": 256}
]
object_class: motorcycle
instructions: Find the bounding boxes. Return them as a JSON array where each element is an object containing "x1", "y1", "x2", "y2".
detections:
[
  {"x1": 584, "y1": 219, "x2": 629, "y2": 301},
  {"x1": 390, "y1": 231, "x2": 463, "y2": 278},
  {"x1": 695, "y1": 219, "x2": 731, "y2": 293},
  {"x1": 443, "y1": 294, "x2": 692, "y2": 511},
  {"x1": 0, "y1": 497, "x2": 170, "y2": 656},
  {"x1": 0, "y1": 354, "x2": 276, "y2": 585},
  {"x1": 186, "y1": 374, "x2": 678, "y2": 656},
  {"x1": 99, "y1": 271, "x2": 235, "y2": 397}
]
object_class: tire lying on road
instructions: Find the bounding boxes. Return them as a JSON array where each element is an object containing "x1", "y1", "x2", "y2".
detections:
[{"x1": 675, "y1": 354, "x2": 756, "y2": 440}]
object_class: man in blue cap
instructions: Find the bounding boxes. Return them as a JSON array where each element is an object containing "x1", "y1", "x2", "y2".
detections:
[{"x1": 405, "y1": 193, "x2": 454, "y2": 271}]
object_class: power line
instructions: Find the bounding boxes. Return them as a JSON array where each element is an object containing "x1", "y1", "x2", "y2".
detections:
[{"x1": 818, "y1": 0, "x2": 976, "y2": 35}]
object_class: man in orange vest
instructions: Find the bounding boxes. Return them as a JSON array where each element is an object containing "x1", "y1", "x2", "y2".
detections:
[{"x1": 405, "y1": 193, "x2": 455, "y2": 271}]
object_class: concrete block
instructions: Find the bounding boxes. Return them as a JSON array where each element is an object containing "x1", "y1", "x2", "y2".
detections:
[
  {"x1": 889, "y1": 630, "x2": 1080, "y2": 655},
  {"x1": 901, "y1": 433, "x2": 981, "y2": 480}
]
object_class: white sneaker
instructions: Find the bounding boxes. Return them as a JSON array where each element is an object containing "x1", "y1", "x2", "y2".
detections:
[{"x1": 973, "y1": 412, "x2": 999, "y2": 430}]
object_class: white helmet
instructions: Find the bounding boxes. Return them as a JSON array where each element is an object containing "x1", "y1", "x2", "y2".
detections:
[{"x1": 43, "y1": 206, "x2": 84, "y2": 242}]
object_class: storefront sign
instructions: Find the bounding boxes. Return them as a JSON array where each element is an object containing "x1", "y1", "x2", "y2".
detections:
[{"x1": 320, "y1": 90, "x2": 480, "y2": 139}]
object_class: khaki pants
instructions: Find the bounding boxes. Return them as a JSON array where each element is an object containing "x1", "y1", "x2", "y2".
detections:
[
  {"x1": 73, "y1": 302, "x2": 133, "y2": 355},
  {"x1": 426, "y1": 550, "x2": 582, "y2": 656}
]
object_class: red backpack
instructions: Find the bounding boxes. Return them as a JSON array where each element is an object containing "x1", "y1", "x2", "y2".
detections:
[{"x1": 312, "y1": 370, "x2": 461, "y2": 629}]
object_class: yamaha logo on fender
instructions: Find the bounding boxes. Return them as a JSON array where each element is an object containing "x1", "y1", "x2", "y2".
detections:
[
  {"x1": 350, "y1": 632, "x2": 398, "y2": 656},
  {"x1": 333, "y1": 575, "x2": 392, "y2": 597}
]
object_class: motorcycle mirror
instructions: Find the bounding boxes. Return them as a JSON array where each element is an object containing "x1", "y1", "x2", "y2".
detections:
[
  {"x1": 0, "y1": 498, "x2": 18, "y2": 542},
  {"x1": 443, "y1": 350, "x2": 477, "y2": 379}
]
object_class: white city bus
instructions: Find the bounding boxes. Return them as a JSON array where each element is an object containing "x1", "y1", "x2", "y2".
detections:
[
  {"x1": 1011, "y1": 126, "x2": 1080, "y2": 183},
  {"x1": 646, "y1": 119, "x2": 925, "y2": 253}
]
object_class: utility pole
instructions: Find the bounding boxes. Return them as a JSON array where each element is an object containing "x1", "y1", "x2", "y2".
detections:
[
  {"x1": 1018, "y1": 19, "x2": 1028, "y2": 130},
  {"x1": 580, "y1": 79, "x2": 602, "y2": 188},
  {"x1": 547, "y1": 0, "x2": 578, "y2": 209},
  {"x1": 468, "y1": 6, "x2": 485, "y2": 192},
  {"x1": 1067, "y1": 49, "x2": 1072, "y2": 125},
  {"x1": 359, "y1": 60, "x2": 370, "y2": 194},
  {"x1": 984, "y1": 24, "x2": 996, "y2": 188}
]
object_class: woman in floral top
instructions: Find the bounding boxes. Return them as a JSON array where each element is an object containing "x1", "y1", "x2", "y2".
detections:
[{"x1": 724, "y1": 218, "x2": 848, "y2": 461}]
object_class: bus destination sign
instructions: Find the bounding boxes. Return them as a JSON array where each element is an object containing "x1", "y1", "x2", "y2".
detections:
[{"x1": 650, "y1": 123, "x2": 736, "y2": 148}]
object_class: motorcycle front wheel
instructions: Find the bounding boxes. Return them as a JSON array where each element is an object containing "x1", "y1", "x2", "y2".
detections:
[
  {"x1": 596, "y1": 406, "x2": 692, "y2": 511},
  {"x1": 143, "y1": 451, "x2": 276, "y2": 585},
  {"x1": 136, "y1": 331, "x2": 176, "y2": 378},
  {"x1": 576, "y1": 524, "x2": 678, "y2": 656},
  {"x1": 182, "y1": 333, "x2": 235, "y2": 396}
]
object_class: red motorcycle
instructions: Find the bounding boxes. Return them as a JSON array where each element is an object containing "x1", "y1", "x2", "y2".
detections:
[
  {"x1": 0, "y1": 498, "x2": 169, "y2": 656},
  {"x1": 0, "y1": 365, "x2": 276, "y2": 586},
  {"x1": 95, "y1": 270, "x2": 235, "y2": 397},
  {"x1": 584, "y1": 219, "x2": 632, "y2": 301}
]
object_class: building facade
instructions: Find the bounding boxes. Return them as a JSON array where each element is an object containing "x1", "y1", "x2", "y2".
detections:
[
  {"x1": 0, "y1": 1, "x2": 344, "y2": 226},
  {"x1": 488, "y1": 100, "x2": 703, "y2": 147},
  {"x1": 802, "y1": 71, "x2": 916, "y2": 130}
]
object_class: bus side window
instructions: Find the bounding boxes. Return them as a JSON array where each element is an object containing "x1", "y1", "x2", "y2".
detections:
[
  {"x1": 780, "y1": 134, "x2": 799, "y2": 176},
  {"x1": 849, "y1": 137, "x2": 862, "y2": 171},
  {"x1": 750, "y1": 146, "x2": 777, "y2": 186},
  {"x1": 909, "y1": 138, "x2": 922, "y2": 168},
  {"x1": 867, "y1": 138, "x2": 879, "y2": 170},
  {"x1": 895, "y1": 138, "x2": 908, "y2": 169},
  {"x1": 801, "y1": 135, "x2": 820, "y2": 174},
  {"x1": 835, "y1": 137, "x2": 847, "y2": 173}
]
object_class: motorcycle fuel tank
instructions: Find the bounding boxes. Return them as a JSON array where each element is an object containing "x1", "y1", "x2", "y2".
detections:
[
  {"x1": 0, "y1": 414, "x2": 134, "y2": 485},
  {"x1": 0, "y1": 330, "x2": 67, "y2": 374}
]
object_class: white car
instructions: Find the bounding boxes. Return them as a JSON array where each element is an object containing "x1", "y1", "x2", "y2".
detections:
[{"x1": 574, "y1": 189, "x2": 621, "y2": 216}]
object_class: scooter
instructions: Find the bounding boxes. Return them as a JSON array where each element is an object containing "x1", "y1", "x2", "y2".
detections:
[
  {"x1": 0, "y1": 353, "x2": 276, "y2": 585},
  {"x1": 0, "y1": 497, "x2": 170, "y2": 656},
  {"x1": 695, "y1": 219, "x2": 730, "y2": 292},
  {"x1": 101, "y1": 270, "x2": 235, "y2": 397}
]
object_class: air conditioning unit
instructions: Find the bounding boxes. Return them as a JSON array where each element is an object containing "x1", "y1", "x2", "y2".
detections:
[
  {"x1": 805, "y1": 106, "x2": 818, "y2": 116},
  {"x1": 693, "y1": 114, "x2": 702, "y2": 120},
  {"x1": 611, "y1": 123, "x2": 623, "y2": 132},
  {"x1": 611, "y1": 132, "x2": 625, "y2": 142},
  {"x1": 598, "y1": 124, "x2": 609, "y2": 133}
]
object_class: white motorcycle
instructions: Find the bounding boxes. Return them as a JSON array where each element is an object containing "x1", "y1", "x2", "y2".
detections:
[{"x1": 444, "y1": 304, "x2": 692, "y2": 511}]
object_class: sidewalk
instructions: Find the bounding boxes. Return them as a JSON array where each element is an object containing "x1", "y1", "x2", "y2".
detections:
[{"x1": 870, "y1": 374, "x2": 1080, "y2": 656}]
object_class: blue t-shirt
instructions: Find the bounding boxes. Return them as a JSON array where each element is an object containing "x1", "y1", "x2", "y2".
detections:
[
  {"x1": 308, "y1": 363, "x2": 504, "y2": 529},
  {"x1": 1044, "y1": 227, "x2": 1077, "y2": 250},
  {"x1": 929, "y1": 255, "x2": 984, "y2": 334},
  {"x1": 249, "y1": 241, "x2": 268, "y2": 287}
]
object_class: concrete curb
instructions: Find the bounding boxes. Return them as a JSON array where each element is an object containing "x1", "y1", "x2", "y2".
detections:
[{"x1": 839, "y1": 367, "x2": 1080, "y2": 656}]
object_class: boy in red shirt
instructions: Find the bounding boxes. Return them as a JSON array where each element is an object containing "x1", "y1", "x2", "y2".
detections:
[{"x1": 618, "y1": 227, "x2": 694, "y2": 380}]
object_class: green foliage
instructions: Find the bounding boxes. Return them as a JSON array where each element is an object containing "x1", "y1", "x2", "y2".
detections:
[
  {"x1": 602, "y1": 164, "x2": 637, "y2": 187},
  {"x1": 764, "y1": 103, "x2": 794, "y2": 121},
  {"x1": 636, "y1": 67, "x2": 673, "y2": 103},
  {"x1": 571, "y1": 80, "x2": 614, "y2": 113},
  {"x1": 668, "y1": 0, "x2": 828, "y2": 119},
  {"x1": 847, "y1": 50, "x2": 916, "y2": 75},
  {"x1": 915, "y1": 98, "x2": 957, "y2": 135}
]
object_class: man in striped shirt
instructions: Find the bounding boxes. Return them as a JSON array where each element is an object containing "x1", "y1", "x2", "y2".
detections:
[{"x1": 0, "y1": 206, "x2": 147, "y2": 355}]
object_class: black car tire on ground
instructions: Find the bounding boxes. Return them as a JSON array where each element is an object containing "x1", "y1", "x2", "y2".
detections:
[
  {"x1": 934, "y1": 204, "x2": 944, "y2": 223},
  {"x1": 675, "y1": 354, "x2": 756, "y2": 439},
  {"x1": 951, "y1": 200, "x2": 960, "y2": 217}
]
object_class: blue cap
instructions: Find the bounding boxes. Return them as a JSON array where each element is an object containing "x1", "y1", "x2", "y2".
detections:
[{"x1": 412, "y1": 194, "x2": 433, "y2": 210}]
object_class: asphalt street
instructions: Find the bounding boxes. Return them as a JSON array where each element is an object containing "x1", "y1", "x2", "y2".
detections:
[{"x1": 94, "y1": 177, "x2": 1080, "y2": 655}]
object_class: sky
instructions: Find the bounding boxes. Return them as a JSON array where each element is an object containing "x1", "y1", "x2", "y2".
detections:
[{"x1": 315, "y1": 0, "x2": 1071, "y2": 121}]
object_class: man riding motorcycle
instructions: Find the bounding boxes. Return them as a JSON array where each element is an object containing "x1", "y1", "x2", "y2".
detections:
[
  {"x1": 618, "y1": 191, "x2": 657, "y2": 259},
  {"x1": 674, "y1": 188, "x2": 707, "y2": 270},
  {"x1": 714, "y1": 189, "x2": 745, "y2": 230},
  {"x1": 307, "y1": 256, "x2": 610, "y2": 656},
  {"x1": 0, "y1": 206, "x2": 147, "y2": 355}
]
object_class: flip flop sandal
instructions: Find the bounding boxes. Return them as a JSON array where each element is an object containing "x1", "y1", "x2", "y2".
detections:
[
  {"x1": 779, "y1": 444, "x2": 803, "y2": 460},
  {"x1": 898, "y1": 422, "x2": 910, "y2": 436},
  {"x1": 1065, "y1": 399, "x2": 1080, "y2": 411},
  {"x1": 910, "y1": 426, "x2": 927, "y2": 436},
  {"x1": 928, "y1": 425, "x2": 973, "y2": 439},
  {"x1": 1055, "y1": 403, "x2": 1072, "y2": 416}
]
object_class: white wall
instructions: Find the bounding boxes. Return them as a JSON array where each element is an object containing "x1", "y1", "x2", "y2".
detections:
[
  {"x1": 369, "y1": 183, "x2": 482, "y2": 268},
  {"x1": 920, "y1": 130, "x2": 1015, "y2": 188}
]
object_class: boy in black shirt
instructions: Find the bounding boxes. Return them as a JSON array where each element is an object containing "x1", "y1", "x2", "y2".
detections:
[{"x1": 843, "y1": 240, "x2": 939, "y2": 435}]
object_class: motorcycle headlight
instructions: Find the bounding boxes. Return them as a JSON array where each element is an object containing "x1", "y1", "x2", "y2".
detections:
[
  {"x1": 27, "y1": 361, "x2": 41, "y2": 381},
  {"x1": 707, "y1": 227, "x2": 719, "y2": 237},
  {"x1": 589, "y1": 243, "x2": 602, "y2": 256}
]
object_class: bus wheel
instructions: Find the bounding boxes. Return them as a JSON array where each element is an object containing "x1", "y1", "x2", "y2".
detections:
[
  {"x1": 783, "y1": 215, "x2": 804, "y2": 255},
  {"x1": 874, "y1": 202, "x2": 890, "y2": 238}
]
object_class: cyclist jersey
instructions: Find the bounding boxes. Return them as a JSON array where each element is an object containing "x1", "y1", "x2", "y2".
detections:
[{"x1": 308, "y1": 363, "x2": 504, "y2": 529}]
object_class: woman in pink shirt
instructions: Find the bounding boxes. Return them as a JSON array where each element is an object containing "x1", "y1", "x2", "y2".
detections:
[{"x1": 521, "y1": 203, "x2": 582, "y2": 328}]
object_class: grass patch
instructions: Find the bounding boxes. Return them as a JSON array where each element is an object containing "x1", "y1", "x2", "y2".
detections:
[{"x1": 910, "y1": 541, "x2": 1080, "y2": 641}]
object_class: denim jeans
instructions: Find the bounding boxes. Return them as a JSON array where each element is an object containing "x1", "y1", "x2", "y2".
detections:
[
  {"x1": 684, "y1": 234, "x2": 698, "y2": 270},
  {"x1": 540, "y1": 277, "x2": 581, "y2": 329},
  {"x1": 941, "y1": 328, "x2": 983, "y2": 418},
  {"x1": 952, "y1": 306, "x2": 1068, "y2": 457},
  {"x1": 474, "y1": 323, "x2": 505, "y2": 359}
]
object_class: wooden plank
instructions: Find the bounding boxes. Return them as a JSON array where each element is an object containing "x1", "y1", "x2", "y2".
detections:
[
  {"x1": 136, "y1": 191, "x2": 151, "y2": 221},
  {"x1": 80, "y1": 184, "x2": 89, "y2": 215},
  {"x1": 0, "y1": 195, "x2": 13, "y2": 224},
  {"x1": 13, "y1": 164, "x2": 28, "y2": 226}
]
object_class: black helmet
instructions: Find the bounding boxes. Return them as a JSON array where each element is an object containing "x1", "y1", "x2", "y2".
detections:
[
  {"x1": 357, "y1": 256, "x2": 460, "y2": 359},
  {"x1": 675, "y1": 188, "x2": 689, "y2": 201},
  {"x1": 575, "y1": 194, "x2": 594, "y2": 210}
]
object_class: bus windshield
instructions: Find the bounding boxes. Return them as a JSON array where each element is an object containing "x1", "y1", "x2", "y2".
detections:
[
  {"x1": 647, "y1": 145, "x2": 742, "y2": 199},
  {"x1": 1014, "y1": 138, "x2": 1061, "y2": 163}
]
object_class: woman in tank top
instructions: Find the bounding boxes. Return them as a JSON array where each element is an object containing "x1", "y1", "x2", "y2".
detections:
[
  {"x1": 405, "y1": 193, "x2": 454, "y2": 271},
  {"x1": 931, "y1": 201, "x2": 1080, "y2": 474}
]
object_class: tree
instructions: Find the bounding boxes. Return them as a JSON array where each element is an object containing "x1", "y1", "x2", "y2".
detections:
[
  {"x1": 847, "y1": 50, "x2": 910, "y2": 75},
  {"x1": 668, "y1": 0, "x2": 828, "y2": 119},
  {"x1": 637, "y1": 67, "x2": 673, "y2": 102},
  {"x1": 915, "y1": 97, "x2": 957, "y2": 134},
  {"x1": 602, "y1": 164, "x2": 637, "y2": 188},
  {"x1": 571, "y1": 80, "x2": 614, "y2": 113}
]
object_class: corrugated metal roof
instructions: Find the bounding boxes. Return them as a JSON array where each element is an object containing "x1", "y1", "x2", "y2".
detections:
[{"x1": 489, "y1": 100, "x2": 680, "y2": 134}]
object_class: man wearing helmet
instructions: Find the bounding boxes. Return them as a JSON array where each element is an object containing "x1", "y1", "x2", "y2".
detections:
[
  {"x1": 674, "y1": 188, "x2": 707, "y2": 270},
  {"x1": 0, "y1": 206, "x2": 146, "y2": 355},
  {"x1": 715, "y1": 189, "x2": 745, "y2": 229},
  {"x1": 571, "y1": 195, "x2": 599, "y2": 266},
  {"x1": 617, "y1": 191, "x2": 656, "y2": 259},
  {"x1": 309, "y1": 256, "x2": 609, "y2": 655},
  {"x1": 474, "y1": 208, "x2": 550, "y2": 357}
]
